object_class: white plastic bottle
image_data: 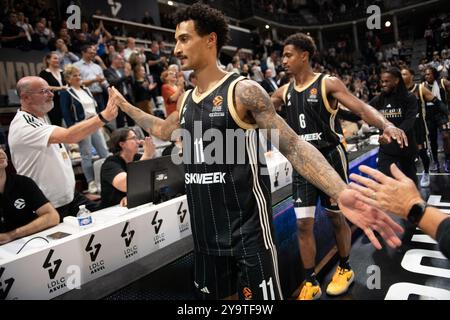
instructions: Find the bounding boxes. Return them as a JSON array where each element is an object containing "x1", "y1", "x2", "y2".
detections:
[{"x1": 77, "y1": 205, "x2": 93, "y2": 229}]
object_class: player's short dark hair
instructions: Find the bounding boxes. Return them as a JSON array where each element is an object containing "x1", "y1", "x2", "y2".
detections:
[
  {"x1": 425, "y1": 66, "x2": 440, "y2": 80},
  {"x1": 401, "y1": 67, "x2": 415, "y2": 76},
  {"x1": 382, "y1": 67, "x2": 408, "y2": 99},
  {"x1": 174, "y1": 2, "x2": 230, "y2": 55},
  {"x1": 284, "y1": 33, "x2": 317, "y2": 61}
]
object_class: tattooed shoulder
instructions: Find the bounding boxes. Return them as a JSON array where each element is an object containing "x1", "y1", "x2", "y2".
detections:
[{"x1": 235, "y1": 80, "x2": 273, "y2": 114}]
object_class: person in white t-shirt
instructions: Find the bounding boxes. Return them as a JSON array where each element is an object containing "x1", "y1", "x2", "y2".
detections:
[
  {"x1": 8, "y1": 76, "x2": 118, "y2": 220},
  {"x1": 60, "y1": 64, "x2": 109, "y2": 194}
]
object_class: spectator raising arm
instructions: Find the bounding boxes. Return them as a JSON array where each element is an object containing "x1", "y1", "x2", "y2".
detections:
[{"x1": 50, "y1": 87, "x2": 118, "y2": 144}]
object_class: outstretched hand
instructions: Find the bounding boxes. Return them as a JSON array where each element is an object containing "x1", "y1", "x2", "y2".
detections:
[
  {"x1": 349, "y1": 164, "x2": 423, "y2": 219},
  {"x1": 379, "y1": 126, "x2": 408, "y2": 148},
  {"x1": 338, "y1": 188, "x2": 404, "y2": 250},
  {"x1": 102, "y1": 87, "x2": 119, "y2": 121},
  {"x1": 110, "y1": 87, "x2": 129, "y2": 110}
]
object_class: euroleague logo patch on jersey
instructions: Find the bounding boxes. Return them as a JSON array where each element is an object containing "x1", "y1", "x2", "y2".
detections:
[
  {"x1": 210, "y1": 95, "x2": 225, "y2": 118},
  {"x1": 307, "y1": 87, "x2": 319, "y2": 103},
  {"x1": 14, "y1": 198, "x2": 26, "y2": 210},
  {"x1": 243, "y1": 287, "x2": 253, "y2": 300},
  {"x1": 213, "y1": 96, "x2": 223, "y2": 107}
]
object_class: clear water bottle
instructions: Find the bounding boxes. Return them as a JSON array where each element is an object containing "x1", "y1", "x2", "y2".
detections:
[{"x1": 77, "y1": 205, "x2": 93, "y2": 229}]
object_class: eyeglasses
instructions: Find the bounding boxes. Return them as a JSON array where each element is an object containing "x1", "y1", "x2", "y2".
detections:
[
  {"x1": 126, "y1": 136, "x2": 139, "y2": 141},
  {"x1": 26, "y1": 88, "x2": 53, "y2": 96}
]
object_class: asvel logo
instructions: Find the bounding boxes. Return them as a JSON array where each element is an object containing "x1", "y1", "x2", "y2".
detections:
[
  {"x1": 43, "y1": 249, "x2": 62, "y2": 280},
  {"x1": 85, "y1": 234, "x2": 101, "y2": 262},
  {"x1": 107, "y1": 0, "x2": 122, "y2": 17},
  {"x1": 152, "y1": 211, "x2": 166, "y2": 245},
  {"x1": 0, "y1": 267, "x2": 15, "y2": 300},
  {"x1": 43, "y1": 249, "x2": 66, "y2": 293},
  {"x1": 121, "y1": 222, "x2": 135, "y2": 247},
  {"x1": 284, "y1": 163, "x2": 290, "y2": 176},
  {"x1": 121, "y1": 222, "x2": 138, "y2": 258},
  {"x1": 178, "y1": 202, "x2": 190, "y2": 233},
  {"x1": 152, "y1": 211, "x2": 163, "y2": 234},
  {"x1": 86, "y1": 235, "x2": 105, "y2": 275},
  {"x1": 177, "y1": 203, "x2": 187, "y2": 224},
  {"x1": 14, "y1": 198, "x2": 26, "y2": 210}
]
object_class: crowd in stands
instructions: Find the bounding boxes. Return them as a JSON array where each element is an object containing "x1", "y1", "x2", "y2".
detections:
[
  {"x1": 1, "y1": 0, "x2": 450, "y2": 243},
  {"x1": 424, "y1": 13, "x2": 450, "y2": 61}
]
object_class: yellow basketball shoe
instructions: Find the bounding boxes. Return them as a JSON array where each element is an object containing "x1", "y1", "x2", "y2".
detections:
[
  {"x1": 326, "y1": 266, "x2": 354, "y2": 296},
  {"x1": 297, "y1": 282, "x2": 322, "y2": 300}
]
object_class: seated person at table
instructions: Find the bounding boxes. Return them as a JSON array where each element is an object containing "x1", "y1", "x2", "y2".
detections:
[
  {"x1": 100, "y1": 128, "x2": 155, "y2": 208},
  {"x1": 0, "y1": 147, "x2": 59, "y2": 245}
]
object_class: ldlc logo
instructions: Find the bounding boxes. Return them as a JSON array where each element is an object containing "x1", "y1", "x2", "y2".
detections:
[
  {"x1": 42, "y1": 249, "x2": 62, "y2": 280},
  {"x1": 86, "y1": 234, "x2": 106, "y2": 275},
  {"x1": 121, "y1": 222, "x2": 135, "y2": 247},
  {"x1": 152, "y1": 211, "x2": 163, "y2": 234},
  {"x1": 177, "y1": 202, "x2": 187, "y2": 224},
  {"x1": 122, "y1": 222, "x2": 138, "y2": 259},
  {"x1": 85, "y1": 234, "x2": 101, "y2": 262},
  {"x1": 0, "y1": 267, "x2": 15, "y2": 300}
]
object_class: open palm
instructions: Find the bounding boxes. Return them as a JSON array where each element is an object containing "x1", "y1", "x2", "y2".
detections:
[{"x1": 338, "y1": 188, "x2": 404, "y2": 250}]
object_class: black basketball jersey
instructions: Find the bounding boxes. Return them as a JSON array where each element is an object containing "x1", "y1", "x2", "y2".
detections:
[
  {"x1": 439, "y1": 79, "x2": 448, "y2": 105},
  {"x1": 283, "y1": 73, "x2": 342, "y2": 151},
  {"x1": 422, "y1": 80, "x2": 447, "y2": 122},
  {"x1": 179, "y1": 72, "x2": 275, "y2": 256},
  {"x1": 410, "y1": 83, "x2": 427, "y2": 123}
]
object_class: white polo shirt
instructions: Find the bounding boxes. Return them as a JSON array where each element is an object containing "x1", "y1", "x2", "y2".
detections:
[{"x1": 8, "y1": 110, "x2": 75, "y2": 208}]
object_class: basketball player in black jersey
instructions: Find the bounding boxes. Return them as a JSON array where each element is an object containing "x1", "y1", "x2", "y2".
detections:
[
  {"x1": 422, "y1": 67, "x2": 450, "y2": 173},
  {"x1": 271, "y1": 33, "x2": 406, "y2": 300},
  {"x1": 110, "y1": 3, "x2": 403, "y2": 300},
  {"x1": 401, "y1": 67, "x2": 448, "y2": 187}
]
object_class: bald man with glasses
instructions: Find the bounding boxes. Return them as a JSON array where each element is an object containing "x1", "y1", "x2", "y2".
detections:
[{"x1": 8, "y1": 76, "x2": 119, "y2": 220}]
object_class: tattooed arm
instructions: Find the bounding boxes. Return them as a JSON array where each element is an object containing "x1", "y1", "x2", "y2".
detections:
[
  {"x1": 110, "y1": 87, "x2": 181, "y2": 141},
  {"x1": 271, "y1": 85, "x2": 287, "y2": 112},
  {"x1": 235, "y1": 80, "x2": 347, "y2": 200},
  {"x1": 235, "y1": 80, "x2": 403, "y2": 249}
]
